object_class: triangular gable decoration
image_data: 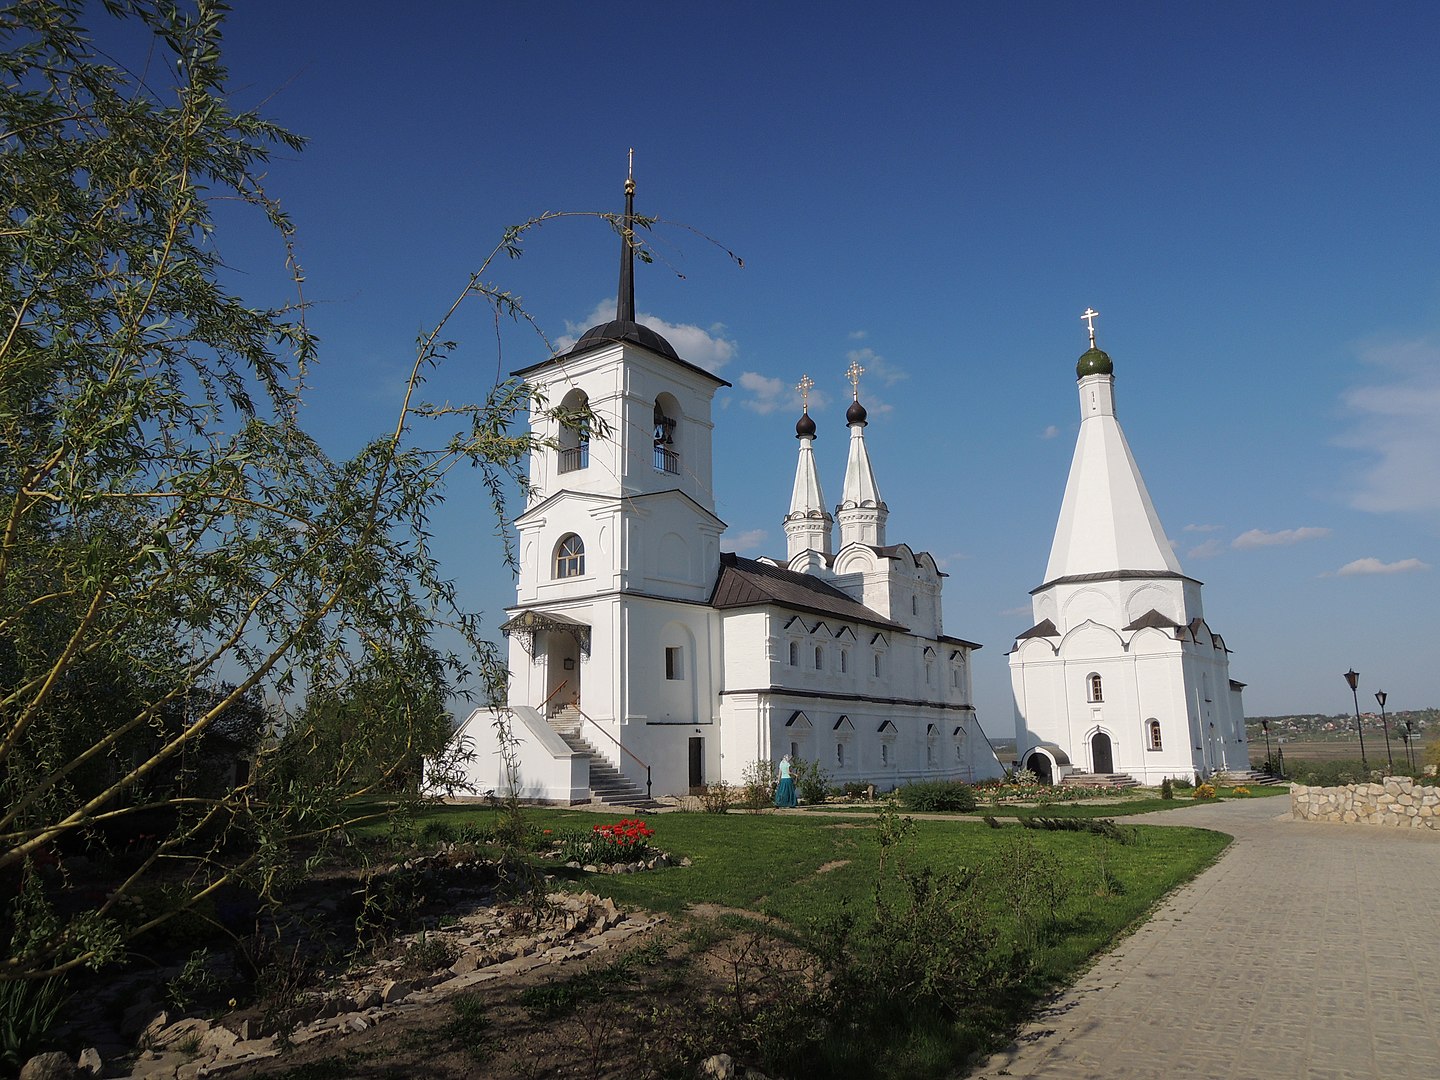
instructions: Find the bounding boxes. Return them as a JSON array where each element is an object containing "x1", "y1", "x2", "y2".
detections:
[
  {"x1": 833, "y1": 715, "x2": 855, "y2": 732},
  {"x1": 785, "y1": 710, "x2": 813, "y2": 730},
  {"x1": 877, "y1": 719, "x2": 898, "y2": 734}
]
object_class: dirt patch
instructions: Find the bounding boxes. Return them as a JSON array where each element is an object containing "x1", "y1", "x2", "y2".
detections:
[
  {"x1": 814, "y1": 859, "x2": 850, "y2": 874},
  {"x1": 686, "y1": 902, "x2": 774, "y2": 923}
]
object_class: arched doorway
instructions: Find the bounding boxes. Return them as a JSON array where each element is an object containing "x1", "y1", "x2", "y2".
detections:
[
  {"x1": 1091, "y1": 731, "x2": 1114, "y2": 774},
  {"x1": 1024, "y1": 751, "x2": 1053, "y2": 785}
]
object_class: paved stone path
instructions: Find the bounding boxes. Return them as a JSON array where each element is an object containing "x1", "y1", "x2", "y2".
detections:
[{"x1": 971, "y1": 796, "x2": 1440, "y2": 1080}]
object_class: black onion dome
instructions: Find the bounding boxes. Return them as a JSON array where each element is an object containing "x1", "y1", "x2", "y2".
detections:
[
  {"x1": 566, "y1": 319, "x2": 679, "y2": 362},
  {"x1": 795, "y1": 411, "x2": 817, "y2": 438},
  {"x1": 846, "y1": 399, "x2": 868, "y2": 426}
]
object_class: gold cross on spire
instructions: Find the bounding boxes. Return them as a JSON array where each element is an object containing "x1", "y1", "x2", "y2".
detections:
[
  {"x1": 625, "y1": 147, "x2": 635, "y2": 195},
  {"x1": 797, "y1": 374, "x2": 814, "y2": 411},
  {"x1": 1081, "y1": 307, "x2": 1100, "y2": 348},
  {"x1": 845, "y1": 358, "x2": 865, "y2": 400}
]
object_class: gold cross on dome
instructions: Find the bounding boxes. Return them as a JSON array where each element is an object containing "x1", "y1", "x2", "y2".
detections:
[
  {"x1": 845, "y1": 358, "x2": 865, "y2": 400},
  {"x1": 1081, "y1": 307, "x2": 1100, "y2": 348},
  {"x1": 797, "y1": 374, "x2": 814, "y2": 410}
]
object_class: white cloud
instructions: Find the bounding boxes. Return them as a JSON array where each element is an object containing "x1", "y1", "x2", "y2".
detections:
[
  {"x1": 737, "y1": 371, "x2": 787, "y2": 414},
  {"x1": 1232, "y1": 526, "x2": 1331, "y2": 550},
  {"x1": 848, "y1": 329, "x2": 868, "y2": 340},
  {"x1": 1041, "y1": 424, "x2": 1060, "y2": 439},
  {"x1": 1338, "y1": 337, "x2": 1440, "y2": 515},
  {"x1": 934, "y1": 551, "x2": 972, "y2": 570},
  {"x1": 727, "y1": 528, "x2": 767, "y2": 554},
  {"x1": 734, "y1": 371, "x2": 834, "y2": 416},
  {"x1": 555, "y1": 299, "x2": 738, "y2": 371},
  {"x1": 1187, "y1": 538, "x2": 1226, "y2": 559},
  {"x1": 1183, "y1": 523, "x2": 1224, "y2": 533},
  {"x1": 999, "y1": 604, "x2": 1034, "y2": 617},
  {"x1": 1334, "y1": 557, "x2": 1430, "y2": 576},
  {"x1": 846, "y1": 346, "x2": 908, "y2": 387}
]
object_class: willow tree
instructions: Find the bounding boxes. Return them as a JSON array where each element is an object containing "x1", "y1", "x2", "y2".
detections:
[{"x1": 0, "y1": 0, "x2": 573, "y2": 980}]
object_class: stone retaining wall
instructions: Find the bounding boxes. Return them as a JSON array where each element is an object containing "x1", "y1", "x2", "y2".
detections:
[{"x1": 1291, "y1": 777, "x2": 1440, "y2": 829}]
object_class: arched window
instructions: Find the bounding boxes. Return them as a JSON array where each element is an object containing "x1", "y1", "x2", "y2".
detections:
[
  {"x1": 788, "y1": 641, "x2": 799, "y2": 666},
  {"x1": 557, "y1": 388, "x2": 590, "y2": 473},
  {"x1": 815, "y1": 646, "x2": 824, "y2": 670},
  {"x1": 840, "y1": 650, "x2": 849, "y2": 674},
  {"x1": 653, "y1": 394, "x2": 680, "y2": 474},
  {"x1": 1088, "y1": 673, "x2": 1103, "y2": 703},
  {"x1": 836, "y1": 742, "x2": 845, "y2": 767},
  {"x1": 554, "y1": 534, "x2": 585, "y2": 578},
  {"x1": 873, "y1": 653, "x2": 882, "y2": 678},
  {"x1": 1148, "y1": 719, "x2": 1163, "y2": 751}
]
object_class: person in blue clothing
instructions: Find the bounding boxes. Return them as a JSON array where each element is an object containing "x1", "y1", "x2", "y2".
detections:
[{"x1": 774, "y1": 754, "x2": 798, "y2": 808}]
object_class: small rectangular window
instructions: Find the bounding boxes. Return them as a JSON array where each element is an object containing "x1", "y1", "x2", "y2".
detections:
[
  {"x1": 665, "y1": 646, "x2": 683, "y2": 681},
  {"x1": 840, "y1": 651, "x2": 849, "y2": 674},
  {"x1": 815, "y1": 646, "x2": 824, "y2": 670}
]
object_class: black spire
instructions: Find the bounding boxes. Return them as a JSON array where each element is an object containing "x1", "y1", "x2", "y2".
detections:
[{"x1": 617, "y1": 152, "x2": 636, "y2": 323}]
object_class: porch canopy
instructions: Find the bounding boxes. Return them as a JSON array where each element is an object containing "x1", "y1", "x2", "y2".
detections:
[{"x1": 500, "y1": 609, "x2": 591, "y2": 659}]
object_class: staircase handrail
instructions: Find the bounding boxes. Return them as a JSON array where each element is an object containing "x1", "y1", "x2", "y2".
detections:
[
  {"x1": 537, "y1": 679, "x2": 569, "y2": 718},
  {"x1": 573, "y1": 705, "x2": 652, "y2": 803}
]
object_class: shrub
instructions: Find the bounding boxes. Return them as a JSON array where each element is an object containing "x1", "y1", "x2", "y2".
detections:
[
  {"x1": 741, "y1": 759, "x2": 777, "y2": 811},
  {"x1": 699, "y1": 781, "x2": 733, "y2": 814},
  {"x1": 896, "y1": 780, "x2": 977, "y2": 812},
  {"x1": 841, "y1": 781, "x2": 873, "y2": 799},
  {"x1": 1193, "y1": 783, "x2": 1217, "y2": 800},
  {"x1": 1160, "y1": 777, "x2": 1174, "y2": 800},
  {"x1": 792, "y1": 757, "x2": 832, "y2": 805},
  {"x1": 1171, "y1": 776, "x2": 1194, "y2": 790}
]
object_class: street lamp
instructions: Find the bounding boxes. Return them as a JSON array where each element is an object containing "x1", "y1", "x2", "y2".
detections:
[
  {"x1": 1404, "y1": 718, "x2": 1415, "y2": 771},
  {"x1": 1344, "y1": 669, "x2": 1369, "y2": 772},
  {"x1": 1375, "y1": 690, "x2": 1394, "y2": 774},
  {"x1": 1261, "y1": 718, "x2": 1273, "y2": 775}
]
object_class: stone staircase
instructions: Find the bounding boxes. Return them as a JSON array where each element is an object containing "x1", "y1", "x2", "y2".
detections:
[
  {"x1": 1060, "y1": 770, "x2": 1141, "y2": 789},
  {"x1": 547, "y1": 707, "x2": 657, "y2": 808},
  {"x1": 1220, "y1": 768, "x2": 1286, "y2": 787}
]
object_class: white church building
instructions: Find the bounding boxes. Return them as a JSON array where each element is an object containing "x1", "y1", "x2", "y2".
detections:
[
  {"x1": 444, "y1": 174, "x2": 1002, "y2": 804},
  {"x1": 1008, "y1": 314, "x2": 1250, "y2": 786}
]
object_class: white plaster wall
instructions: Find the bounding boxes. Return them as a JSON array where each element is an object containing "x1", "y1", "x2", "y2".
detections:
[{"x1": 443, "y1": 707, "x2": 588, "y2": 804}]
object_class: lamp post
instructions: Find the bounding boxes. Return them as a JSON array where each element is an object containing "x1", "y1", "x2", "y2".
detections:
[
  {"x1": 1375, "y1": 690, "x2": 1394, "y2": 774},
  {"x1": 1404, "y1": 718, "x2": 1415, "y2": 771},
  {"x1": 1261, "y1": 719, "x2": 1273, "y2": 774},
  {"x1": 1344, "y1": 669, "x2": 1368, "y2": 771}
]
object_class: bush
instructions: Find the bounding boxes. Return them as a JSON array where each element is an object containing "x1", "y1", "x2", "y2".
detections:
[
  {"x1": 699, "y1": 781, "x2": 733, "y2": 814},
  {"x1": 841, "y1": 781, "x2": 873, "y2": 799},
  {"x1": 1160, "y1": 777, "x2": 1174, "y2": 800},
  {"x1": 741, "y1": 760, "x2": 777, "y2": 811},
  {"x1": 1171, "y1": 776, "x2": 1194, "y2": 790},
  {"x1": 1193, "y1": 783, "x2": 1217, "y2": 800},
  {"x1": 896, "y1": 780, "x2": 977, "y2": 812},
  {"x1": 792, "y1": 757, "x2": 832, "y2": 805}
]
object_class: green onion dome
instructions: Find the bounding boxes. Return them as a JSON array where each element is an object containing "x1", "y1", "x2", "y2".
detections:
[{"x1": 1076, "y1": 346, "x2": 1113, "y2": 378}]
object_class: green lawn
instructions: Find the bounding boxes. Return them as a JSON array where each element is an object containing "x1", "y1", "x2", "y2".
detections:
[{"x1": 400, "y1": 803, "x2": 1230, "y2": 1076}]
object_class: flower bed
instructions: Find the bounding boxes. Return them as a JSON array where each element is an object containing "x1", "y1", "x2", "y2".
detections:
[{"x1": 550, "y1": 818, "x2": 677, "y2": 873}]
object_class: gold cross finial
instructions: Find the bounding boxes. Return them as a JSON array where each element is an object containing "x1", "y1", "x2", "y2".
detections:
[
  {"x1": 797, "y1": 374, "x2": 814, "y2": 411},
  {"x1": 1081, "y1": 307, "x2": 1100, "y2": 348},
  {"x1": 845, "y1": 358, "x2": 865, "y2": 400},
  {"x1": 625, "y1": 147, "x2": 635, "y2": 194}
]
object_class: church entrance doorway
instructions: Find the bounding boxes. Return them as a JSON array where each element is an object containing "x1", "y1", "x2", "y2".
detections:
[
  {"x1": 1091, "y1": 731, "x2": 1114, "y2": 774},
  {"x1": 544, "y1": 632, "x2": 580, "y2": 717},
  {"x1": 1025, "y1": 751, "x2": 1052, "y2": 785},
  {"x1": 688, "y1": 737, "x2": 704, "y2": 793}
]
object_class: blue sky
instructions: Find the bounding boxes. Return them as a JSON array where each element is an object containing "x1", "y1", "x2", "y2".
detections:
[{"x1": 107, "y1": 1, "x2": 1440, "y2": 726}]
